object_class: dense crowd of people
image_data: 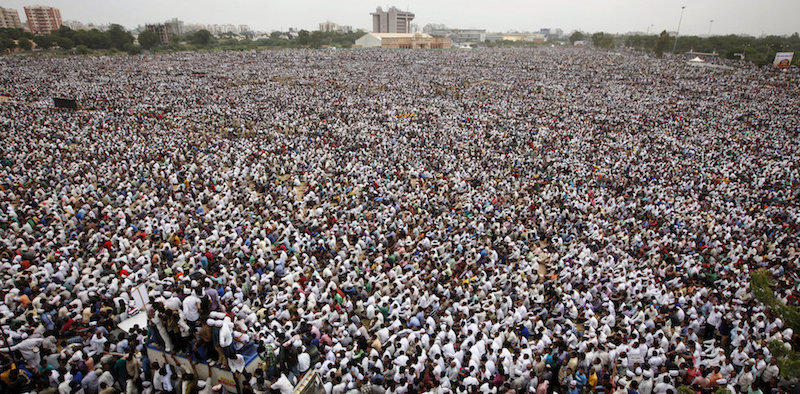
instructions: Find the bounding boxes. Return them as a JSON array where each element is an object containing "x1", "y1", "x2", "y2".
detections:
[{"x1": 0, "y1": 48, "x2": 798, "y2": 394}]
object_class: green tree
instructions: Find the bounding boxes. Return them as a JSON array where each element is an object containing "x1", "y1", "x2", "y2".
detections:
[
  {"x1": 189, "y1": 29, "x2": 214, "y2": 46},
  {"x1": 297, "y1": 30, "x2": 310, "y2": 46},
  {"x1": 569, "y1": 31, "x2": 584, "y2": 44},
  {"x1": 17, "y1": 36, "x2": 32, "y2": 50},
  {"x1": 0, "y1": 28, "x2": 27, "y2": 40},
  {"x1": 80, "y1": 29, "x2": 111, "y2": 49},
  {"x1": 75, "y1": 45, "x2": 90, "y2": 54},
  {"x1": 137, "y1": 29, "x2": 159, "y2": 49},
  {"x1": 310, "y1": 30, "x2": 324, "y2": 47},
  {"x1": 654, "y1": 30, "x2": 671, "y2": 58},
  {"x1": 107, "y1": 24, "x2": 133, "y2": 50},
  {"x1": 56, "y1": 25, "x2": 75, "y2": 39},
  {"x1": 56, "y1": 37, "x2": 74, "y2": 49},
  {"x1": 715, "y1": 387, "x2": 732, "y2": 394},
  {"x1": 0, "y1": 37, "x2": 15, "y2": 51},
  {"x1": 32, "y1": 35, "x2": 53, "y2": 49},
  {"x1": 591, "y1": 32, "x2": 615, "y2": 49},
  {"x1": 751, "y1": 269, "x2": 800, "y2": 378},
  {"x1": 123, "y1": 42, "x2": 141, "y2": 55}
]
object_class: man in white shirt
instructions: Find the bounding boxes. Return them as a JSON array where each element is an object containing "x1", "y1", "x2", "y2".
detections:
[
  {"x1": 183, "y1": 287, "x2": 202, "y2": 327},
  {"x1": 730, "y1": 344, "x2": 748, "y2": 372},
  {"x1": 88, "y1": 331, "x2": 108, "y2": 357},
  {"x1": 761, "y1": 358, "x2": 780, "y2": 385},
  {"x1": 270, "y1": 373, "x2": 294, "y2": 394}
]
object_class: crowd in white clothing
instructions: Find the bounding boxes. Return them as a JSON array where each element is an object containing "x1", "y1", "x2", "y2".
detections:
[{"x1": 0, "y1": 48, "x2": 798, "y2": 394}]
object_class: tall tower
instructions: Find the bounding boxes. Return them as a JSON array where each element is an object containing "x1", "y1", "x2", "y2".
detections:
[
  {"x1": 0, "y1": 7, "x2": 23, "y2": 29},
  {"x1": 370, "y1": 6, "x2": 414, "y2": 34},
  {"x1": 24, "y1": 5, "x2": 62, "y2": 35}
]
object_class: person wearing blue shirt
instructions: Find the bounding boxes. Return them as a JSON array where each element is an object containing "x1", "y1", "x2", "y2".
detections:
[
  {"x1": 627, "y1": 380, "x2": 640, "y2": 394},
  {"x1": 568, "y1": 380, "x2": 580, "y2": 394},
  {"x1": 574, "y1": 366, "x2": 588, "y2": 392}
]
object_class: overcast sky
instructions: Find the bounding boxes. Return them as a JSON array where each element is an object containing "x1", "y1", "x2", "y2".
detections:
[{"x1": 4, "y1": 0, "x2": 798, "y2": 36}]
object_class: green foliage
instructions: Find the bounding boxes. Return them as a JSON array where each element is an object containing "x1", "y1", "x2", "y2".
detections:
[
  {"x1": 569, "y1": 31, "x2": 584, "y2": 44},
  {"x1": 17, "y1": 37, "x2": 32, "y2": 50},
  {"x1": 72, "y1": 29, "x2": 112, "y2": 49},
  {"x1": 617, "y1": 31, "x2": 800, "y2": 66},
  {"x1": 56, "y1": 26, "x2": 75, "y2": 39},
  {"x1": 715, "y1": 388, "x2": 732, "y2": 394},
  {"x1": 32, "y1": 35, "x2": 53, "y2": 49},
  {"x1": 677, "y1": 386, "x2": 695, "y2": 394},
  {"x1": 123, "y1": 43, "x2": 141, "y2": 55},
  {"x1": 56, "y1": 37, "x2": 74, "y2": 49},
  {"x1": 0, "y1": 27, "x2": 30, "y2": 40},
  {"x1": 625, "y1": 34, "x2": 658, "y2": 51},
  {"x1": 591, "y1": 32, "x2": 615, "y2": 49},
  {"x1": 310, "y1": 31, "x2": 324, "y2": 47},
  {"x1": 107, "y1": 24, "x2": 134, "y2": 51},
  {"x1": 654, "y1": 30, "x2": 671, "y2": 58},
  {"x1": 750, "y1": 269, "x2": 800, "y2": 378},
  {"x1": 297, "y1": 30, "x2": 310, "y2": 46},
  {"x1": 189, "y1": 29, "x2": 214, "y2": 46},
  {"x1": 669, "y1": 33, "x2": 800, "y2": 66},
  {"x1": 0, "y1": 37, "x2": 15, "y2": 51},
  {"x1": 766, "y1": 341, "x2": 800, "y2": 379},
  {"x1": 137, "y1": 30, "x2": 159, "y2": 49},
  {"x1": 1, "y1": 25, "x2": 365, "y2": 54}
]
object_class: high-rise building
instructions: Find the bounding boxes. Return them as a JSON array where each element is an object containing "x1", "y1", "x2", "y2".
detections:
[
  {"x1": 336, "y1": 25, "x2": 354, "y2": 34},
  {"x1": 165, "y1": 18, "x2": 184, "y2": 37},
  {"x1": 0, "y1": 7, "x2": 23, "y2": 29},
  {"x1": 319, "y1": 21, "x2": 338, "y2": 33},
  {"x1": 24, "y1": 5, "x2": 62, "y2": 35},
  {"x1": 429, "y1": 28, "x2": 487, "y2": 43},
  {"x1": 145, "y1": 24, "x2": 170, "y2": 45},
  {"x1": 422, "y1": 24, "x2": 447, "y2": 34},
  {"x1": 370, "y1": 6, "x2": 414, "y2": 34}
]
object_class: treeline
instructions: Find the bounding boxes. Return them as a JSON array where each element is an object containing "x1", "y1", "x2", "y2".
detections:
[
  {"x1": 0, "y1": 26, "x2": 363, "y2": 55},
  {"x1": 631, "y1": 33, "x2": 800, "y2": 66},
  {"x1": 574, "y1": 30, "x2": 800, "y2": 66},
  {"x1": 0, "y1": 25, "x2": 141, "y2": 54},
  {"x1": 137, "y1": 29, "x2": 364, "y2": 52}
]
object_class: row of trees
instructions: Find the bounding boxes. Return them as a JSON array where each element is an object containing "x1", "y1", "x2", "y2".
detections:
[
  {"x1": 1, "y1": 25, "x2": 364, "y2": 55},
  {"x1": 0, "y1": 25, "x2": 140, "y2": 54},
  {"x1": 567, "y1": 30, "x2": 800, "y2": 66},
  {"x1": 137, "y1": 29, "x2": 363, "y2": 51},
  {"x1": 4, "y1": 24, "x2": 799, "y2": 66}
]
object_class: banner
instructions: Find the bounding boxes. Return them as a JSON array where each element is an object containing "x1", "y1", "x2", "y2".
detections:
[
  {"x1": 53, "y1": 97, "x2": 78, "y2": 109},
  {"x1": 773, "y1": 52, "x2": 794, "y2": 68},
  {"x1": 129, "y1": 283, "x2": 150, "y2": 314}
]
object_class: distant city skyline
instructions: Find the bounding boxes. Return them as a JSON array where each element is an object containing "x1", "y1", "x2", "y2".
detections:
[{"x1": 1, "y1": 0, "x2": 798, "y2": 36}]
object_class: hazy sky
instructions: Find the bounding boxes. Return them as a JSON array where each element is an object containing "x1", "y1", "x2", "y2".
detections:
[{"x1": 4, "y1": 0, "x2": 799, "y2": 36}]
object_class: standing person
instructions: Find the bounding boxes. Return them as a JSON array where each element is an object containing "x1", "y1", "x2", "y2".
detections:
[{"x1": 183, "y1": 288, "x2": 202, "y2": 332}]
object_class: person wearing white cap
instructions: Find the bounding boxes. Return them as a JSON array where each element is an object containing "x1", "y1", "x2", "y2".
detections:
[
  {"x1": 183, "y1": 286, "x2": 202, "y2": 328},
  {"x1": 0, "y1": 334, "x2": 44, "y2": 368},
  {"x1": 87, "y1": 330, "x2": 108, "y2": 357},
  {"x1": 0, "y1": 46, "x2": 798, "y2": 394}
]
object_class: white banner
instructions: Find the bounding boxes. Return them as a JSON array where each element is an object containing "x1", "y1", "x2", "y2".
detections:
[{"x1": 129, "y1": 283, "x2": 150, "y2": 314}]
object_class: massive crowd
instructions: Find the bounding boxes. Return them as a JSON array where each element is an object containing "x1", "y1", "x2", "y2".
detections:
[{"x1": 0, "y1": 48, "x2": 798, "y2": 394}]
